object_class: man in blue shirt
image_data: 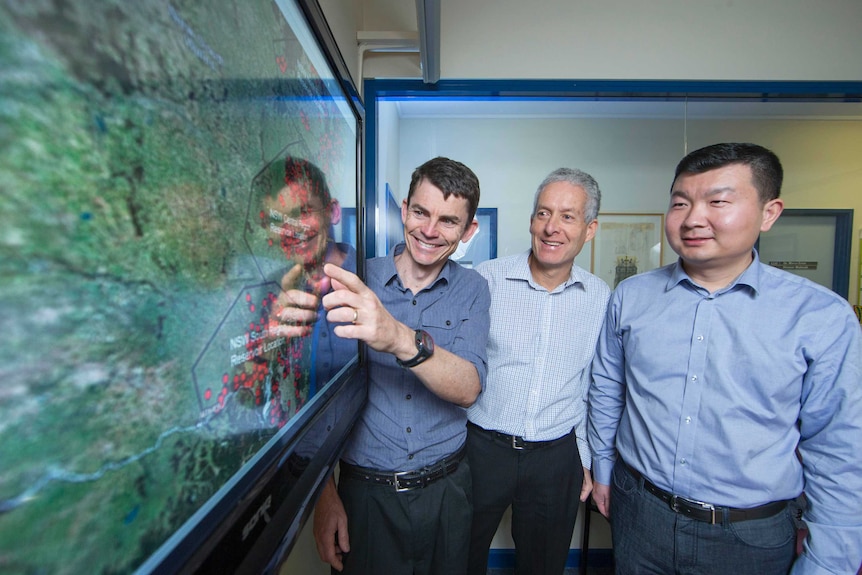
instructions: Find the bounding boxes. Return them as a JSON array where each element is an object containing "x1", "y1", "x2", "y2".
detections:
[
  {"x1": 466, "y1": 168, "x2": 610, "y2": 575},
  {"x1": 312, "y1": 157, "x2": 491, "y2": 575},
  {"x1": 589, "y1": 142, "x2": 862, "y2": 574}
]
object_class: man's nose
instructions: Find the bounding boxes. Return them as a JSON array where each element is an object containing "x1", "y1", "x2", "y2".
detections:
[
  {"x1": 421, "y1": 218, "x2": 441, "y2": 236},
  {"x1": 682, "y1": 203, "x2": 706, "y2": 226},
  {"x1": 542, "y1": 214, "x2": 560, "y2": 234}
]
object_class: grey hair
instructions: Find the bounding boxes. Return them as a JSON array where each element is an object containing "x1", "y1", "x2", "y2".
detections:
[{"x1": 532, "y1": 168, "x2": 601, "y2": 222}]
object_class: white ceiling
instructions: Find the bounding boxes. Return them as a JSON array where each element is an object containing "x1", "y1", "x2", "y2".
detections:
[{"x1": 393, "y1": 98, "x2": 862, "y2": 120}]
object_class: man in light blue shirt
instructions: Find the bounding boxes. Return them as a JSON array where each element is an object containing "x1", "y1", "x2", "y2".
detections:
[
  {"x1": 467, "y1": 168, "x2": 610, "y2": 575},
  {"x1": 589, "y1": 143, "x2": 862, "y2": 574}
]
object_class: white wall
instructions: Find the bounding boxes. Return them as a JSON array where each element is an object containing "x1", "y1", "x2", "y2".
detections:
[
  {"x1": 340, "y1": 0, "x2": 862, "y2": 82},
  {"x1": 440, "y1": 0, "x2": 862, "y2": 81}
]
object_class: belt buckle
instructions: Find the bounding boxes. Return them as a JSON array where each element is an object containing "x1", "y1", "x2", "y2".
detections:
[
  {"x1": 690, "y1": 498, "x2": 717, "y2": 525},
  {"x1": 393, "y1": 470, "x2": 414, "y2": 492},
  {"x1": 671, "y1": 495, "x2": 717, "y2": 524},
  {"x1": 511, "y1": 436, "x2": 525, "y2": 450}
]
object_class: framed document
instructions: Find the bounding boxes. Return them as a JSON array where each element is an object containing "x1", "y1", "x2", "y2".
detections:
[{"x1": 592, "y1": 213, "x2": 665, "y2": 288}]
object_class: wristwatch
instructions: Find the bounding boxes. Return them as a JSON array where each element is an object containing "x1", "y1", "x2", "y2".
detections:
[{"x1": 396, "y1": 329, "x2": 435, "y2": 368}]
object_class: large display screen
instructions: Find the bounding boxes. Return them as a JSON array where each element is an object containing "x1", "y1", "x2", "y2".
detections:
[{"x1": 0, "y1": 0, "x2": 363, "y2": 572}]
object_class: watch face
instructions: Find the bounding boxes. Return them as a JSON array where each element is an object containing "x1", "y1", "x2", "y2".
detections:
[
  {"x1": 418, "y1": 330, "x2": 434, "y2": 354},
  {"x1": 397, "y1": 330, "x2": 434, "y2": 368}
]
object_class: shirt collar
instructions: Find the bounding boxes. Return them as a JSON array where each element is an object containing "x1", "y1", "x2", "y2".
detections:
[
  {"x1": 383, "y1": 242, "x2": 451, "y2": 292},
  {"x1": 515, "y1": 249, "x2": 590, "y2": 292},
  {"x1": 666, "y1": 249, "x2": 762, "y2": 296}
]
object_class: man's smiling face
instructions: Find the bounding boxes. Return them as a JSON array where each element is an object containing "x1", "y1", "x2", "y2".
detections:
[
  {"x1": 400, "y1": 179, "x2": 476, "y2": 272},
  {"x1": 529, "y1": 181, "x2": 596, "y2": 274}
]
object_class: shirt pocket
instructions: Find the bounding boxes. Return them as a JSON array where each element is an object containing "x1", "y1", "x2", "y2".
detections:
[{"x1": 420, "y1": 313, "x2": 464, "y2": 349}]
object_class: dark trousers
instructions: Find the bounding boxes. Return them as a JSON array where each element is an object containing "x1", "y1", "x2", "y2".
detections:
[
  {"x1": 337, "y1": 458, "x2": 472, "y2": 575},
  {"x1": 609, "y1": 460, "x2": 797, "y2": 575},
  {"x1": 466, "y1": 424, "x2": 583, "y2": 575}
]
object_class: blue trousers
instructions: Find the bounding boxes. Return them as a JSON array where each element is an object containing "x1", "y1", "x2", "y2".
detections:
[{"x1": 609, "y1": 460, "x2": 797, "y2": 575}]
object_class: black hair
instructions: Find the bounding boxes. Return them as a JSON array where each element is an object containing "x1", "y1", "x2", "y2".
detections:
[
  {"x1": 672, "y1": 143, "x2": 783, "y2": 202},
  {"x1": 407, "y1": 157, "x2": 481, "y2": 222}
]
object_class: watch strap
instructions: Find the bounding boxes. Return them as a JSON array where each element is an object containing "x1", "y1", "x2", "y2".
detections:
[{"x1": 396, "y1": 329, "x2": 433, "y2": 368}]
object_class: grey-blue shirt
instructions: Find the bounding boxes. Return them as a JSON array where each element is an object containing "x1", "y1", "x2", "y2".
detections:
[
  {"x1": 342, "y1": 244, "x2": 491, "y2": 471},
  {"x1": 589, "y1": 250, "x2": 862, "y2": 574}
]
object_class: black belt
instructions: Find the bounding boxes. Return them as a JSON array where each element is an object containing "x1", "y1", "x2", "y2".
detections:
[
  {"x1": 624, "y1": 463, "x2": 789, "y2": 525},
  {"x1": 339, "y1": 446, "x2": 465, "y2": 492},
  {"x1": 467, "y1": 421, "x2": 572, "y2": 450}
]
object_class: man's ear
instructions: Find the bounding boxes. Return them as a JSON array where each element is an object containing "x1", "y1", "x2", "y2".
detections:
[
  {"x1": 329, "y1": 200, "x2": 342, "y2": 225},
  {"x1": 759, "y1": 198, "x2": 784, "y2": 233},
  {"x1": 584, "y1": 219, "x2": 598, "y2": 243},
  {"x1": 460, "y1": 217, "x2": 479, "y2": 243}
]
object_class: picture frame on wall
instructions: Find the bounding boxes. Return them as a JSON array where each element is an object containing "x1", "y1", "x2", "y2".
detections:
[
  {"x1": 591, "y1": 213, "x2": 664, "y2": 289},
  {"x1": 756, "y1": 208, "x2": 853, "y2": 299}
]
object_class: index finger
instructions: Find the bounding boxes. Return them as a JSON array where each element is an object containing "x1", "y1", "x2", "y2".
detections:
[
  {"x1": 281, "y1": 263, "x2": 305, "y2": 292},
  {"x1": 323, "y1": 263, "x2": 367, "y2": 296}
]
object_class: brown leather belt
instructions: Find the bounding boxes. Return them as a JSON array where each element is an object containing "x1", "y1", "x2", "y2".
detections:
[
  {"x1": 339, "y1": 446, "x2": 465, "y2": 492},
  {"x1": 624, "y1": 462, "x2": 789, "y2": 525}
]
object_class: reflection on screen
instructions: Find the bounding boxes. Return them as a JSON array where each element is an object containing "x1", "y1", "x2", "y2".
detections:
[{"x1": 0, "y1": 1, "x2": 358, "y2": 573}]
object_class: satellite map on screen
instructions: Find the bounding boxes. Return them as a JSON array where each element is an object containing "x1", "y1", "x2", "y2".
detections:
[{"x1": 0, "y1": 0, "x2": 358, "y2": 572}]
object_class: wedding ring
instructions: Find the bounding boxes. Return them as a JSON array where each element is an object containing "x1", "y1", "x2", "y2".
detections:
[{"x1": 352, "y1": 309, "x2": 358, "y2": 324}]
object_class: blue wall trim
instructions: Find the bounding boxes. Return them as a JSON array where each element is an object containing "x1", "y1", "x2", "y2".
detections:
[{"x1": 366, "y1": 79, "x2": 862, "y2": 100}]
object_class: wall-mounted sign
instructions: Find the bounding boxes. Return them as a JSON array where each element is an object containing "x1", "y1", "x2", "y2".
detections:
[{"x1": 769, "y1": 261, "x2": 819, "y2": 270}]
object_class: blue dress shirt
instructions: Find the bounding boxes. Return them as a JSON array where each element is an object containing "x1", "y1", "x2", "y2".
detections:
[
  {"x1": 588, "y1": 251, "x2": 862, "y2": 574},
  {"x1": 342, "y1": 244, "x2": 491, "y2": 471},
  {"x1": 468, "y1": 250, "x2": 610, "y2": 469}
]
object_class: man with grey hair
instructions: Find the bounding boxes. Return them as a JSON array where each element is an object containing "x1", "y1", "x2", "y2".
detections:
[{"x1": 466, "y1": 168, "x2": 610, "y2": 575}]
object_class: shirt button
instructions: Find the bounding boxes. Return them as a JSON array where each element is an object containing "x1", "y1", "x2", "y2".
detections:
[
  {"x1": 406, "y1": 394, "x2": 412, "y2": 400},
  {"x1": 408, "y1": 454, "x2": 414, "y2": 460},
  {"x1": 680, "y1": 458, "x2": 687, "y2": 465},
  {"x1": 696, "y1": 335, "x2": 704, "y2": 341},
  {"x1": 406, "y1": 427, "x2": 412, "y2": 433},
  {"x1": 685, "y1": 416, "x2": 692, "y2": 424},
  {"x1": 691, "y1": 375, "x2": 698, "y2": 382},
  {"x1": 412, "y1": 299, "x2": 417, "y2": 305}
]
